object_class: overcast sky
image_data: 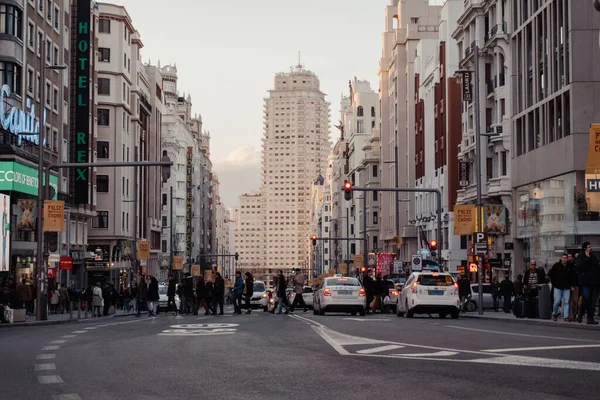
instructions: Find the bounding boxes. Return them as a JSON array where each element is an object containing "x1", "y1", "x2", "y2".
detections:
[{"x1": 112, "y1": 0, "x2": 392, "y2": 207}]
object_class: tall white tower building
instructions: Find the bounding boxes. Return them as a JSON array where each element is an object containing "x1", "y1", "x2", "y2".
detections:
[{"x1": 261, "y1": 62, "x2": 331, "y2": 273}]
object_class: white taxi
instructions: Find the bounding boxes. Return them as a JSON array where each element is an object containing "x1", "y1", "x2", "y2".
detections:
[
  {"x1": 313, "y1": 275, "x2": 367, "y2": 316},
  {"x1": 396, "y1": 272, "x2": 460, "y2": 319}
]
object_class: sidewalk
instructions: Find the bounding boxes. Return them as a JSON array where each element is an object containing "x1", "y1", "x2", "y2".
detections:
[
  {"x1": 462, "y1": 311, "x2": 600, "y2": 331},
  {"x1": 0, "y1": 310, "x2": 133, "y2": 328}
]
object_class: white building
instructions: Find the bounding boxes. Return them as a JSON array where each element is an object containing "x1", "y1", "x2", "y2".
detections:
[
  {"x1": 260, "y1": 62, "x2": 331, "y2": 273},
  {"x1": 378, "y1": 0, "x2": 442, "y2": 262},
  {"x1": 232, "y1": 193, "x2": 265, "y2": 278},
  {"x1": 212, "y1": 172, "x2": 233, "y2": 277},
  {"x1": 413, "y1": 0, "x2": 465, "y2": 271}
]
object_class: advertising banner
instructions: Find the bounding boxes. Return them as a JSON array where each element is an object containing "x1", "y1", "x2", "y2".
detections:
[
  {"x1": 1, "y1": 193, "x2": 10, "y2": 272},
  {"x1": 43, "y1": 200, "x2": 65, "y2": 232},
  {"x1": 121, "y1": 240, "x2": 132, "y2": 260},
  {"x1": 482, "y1": 205, "x2": 507, "y2": 234},
  {"x1": 185, "y1": 147, "x2": 193, "y2": 267},
  {"x1": 137, "y1": 241, "x2": 150, "y2": 260},
  {"x1": 453, "y1": 204, "x2": 476, "y2": 235},
  {"x1": 173, "y1": 255, "x2": 184, "y2": 270},
  {"x1": 377, "y1": 253, "x2": 394, "y2": 277},
  {"x1": 191, "y1": 264, "x2": 201, "y2": 277},
  {"x1": 16, "y1": 199, "x2": 37, "y2": 231}
]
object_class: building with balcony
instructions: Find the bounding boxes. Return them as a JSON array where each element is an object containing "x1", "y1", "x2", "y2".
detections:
[
  {"x1": 452, "y1": 0, "x2": 513, "y2": 279},
  {"x1": 511, "y1": 2, "x2": 600, "y2": 272},
  {"x1": 413, "y1": 0, "x2": 464, "y2": 271},
  {"x1": 378, "y1": 0, "x2": 442, "y2": 262}
]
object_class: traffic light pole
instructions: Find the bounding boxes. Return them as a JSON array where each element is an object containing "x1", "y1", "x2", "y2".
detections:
[{"x1": 349, "y1": 187, "x2": 444, "y2": 269}]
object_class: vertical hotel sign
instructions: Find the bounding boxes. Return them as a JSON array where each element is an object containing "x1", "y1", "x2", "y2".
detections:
[
  {"x1": 74, "y1": 0, "x2": 91, "y2": 204},
  {"x1": 185, "y1": 147, "x2": 193, "y2": 268}
]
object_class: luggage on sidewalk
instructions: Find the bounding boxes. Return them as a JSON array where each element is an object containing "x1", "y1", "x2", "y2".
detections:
[{"x1": 513, "y1": 296, "x2": 526, "y2": 318}]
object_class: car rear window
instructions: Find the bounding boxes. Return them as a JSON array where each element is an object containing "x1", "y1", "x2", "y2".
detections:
[
  {"x1": 386, "y1": 281, "x2": 394, "y2": 289},
  {"x1": 326, "y1": 278, "x2": 360, "y2": 286},
  {"x1": 419, "y1": 275, "x2": 454, "y2": 286}
]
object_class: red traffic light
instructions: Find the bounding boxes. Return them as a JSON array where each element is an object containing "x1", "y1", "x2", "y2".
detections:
[
  {"x1": 360, "y1": 266, "x2": 366, "y2": 273},
  {"x1": 429, "y1": 240, "x2": 438, "y2": 249},
  {"x1": 344, "y1": 181, "x2": 352, "y2": 190},
  {"x1": 311, "y1": 235, "x2": 317, "y2": 240}
]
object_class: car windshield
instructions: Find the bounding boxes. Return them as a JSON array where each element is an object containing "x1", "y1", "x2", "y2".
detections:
[
  {"x1": 419, "y1": 275, "x2": 454, "y2": 286},
  {"x1": 326, "y1": 278, "x2": 360, "y2": 286},
  {"x1": 158, "y1": 286, "x2": 168, "y2": 295},
  {"x1": 253, "y1": 282, "x2": 265, "y2": 292}
]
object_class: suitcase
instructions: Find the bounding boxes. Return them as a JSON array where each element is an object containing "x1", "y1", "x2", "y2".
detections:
[{"x1": 513, "y1": 296, "x2": 526, "y2": 318}]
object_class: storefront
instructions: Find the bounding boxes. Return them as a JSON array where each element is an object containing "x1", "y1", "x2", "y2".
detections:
[{"x1": 0, "y1": 160, "x2": 58, "y2": 282}]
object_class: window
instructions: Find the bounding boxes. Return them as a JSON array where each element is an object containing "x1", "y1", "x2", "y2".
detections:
[
  {"x1": 27, "y1": 21, "x2": 34, "y2": 47},
  {"x1": 52, "y1": 86, "x2": 58, "y2": 110},
  {"x1": 161, "y1": 240, "x2": 167, "y2": 253},
  {"x1": 122, "y1": 212, "x2": 125, "y2": 230},
  {"x1": 372, "y1": 165, "x2": 378, "y2": 177},
  {"x1": 97, "y1": 141, "x2": 109, "y2": 158},
  {"x1": 162, "y1": 193, "x2": 167, "y2": 205},
  {"x1": 122, "y1": 82, "x2": 126, "y2": 100},
  {"x1": 373, "y1": 212, "x2": 378, "y2": 225},
  {"x1": 97, "y1": 108, "x2": 109, "y2": 126},
  {"x1": 0, "y1": 5, "x2": 23, "y2": 39},
  {"x1": 46, "y1": 39, "x2": 51, "y2": 62},
  {"x1": 123, "y1": 53, "x2": 126, "y2": 68},
  {"x1": 45, "y1": 81, "x2": 50, "y2": 105},
  {"x1": 162, "y1": 216, "x2": 167, "y2": 227},
  {"x1": 0, "y1": 62, "x2": 22, "y2": 95},
  {"x1": 93, "y1": 211, "x2": 109, "y2": 228},
  {"x1": 38, "y1": 0, "x2": 43, "y2": 13},
  {"x1": 98, "y1": 18, "x2": 110, "y2": 33},
  {"x1": 373, "y1": 191, "x2": 378, "y2": 201},
  {"x1": 356, "y1": 120, "x2": 363, "y2": 133},
  {"x1": 26, "y1": 67, "x2": 33, "y2": 94},
  {"x1": 98, "y1": 47, "x2": 110, "y2": 62},
  {"x1": 98, "y1": 77, "x2": 110, "y2": 95},
  {"x1": 357, "y1": 106, "x2": 363, "y2": 117},
  {"x1": 371, "y1": 106, "x2": 375, "y2": 117},
  {"x1": 410, "y1": 17, "x2": 419, "y2": 24},
  {"x1": 96, "y1": 175, "x2": 109, "y2": 192},
  {"x1": 37, "y1": 30, "x2": 42, "y2": 54},
  {"x1": 53, "y1": 5, "x2": 59, "y2": 30},
  {"x1": 46, "y1": 0, "x2": 51, "y2": 21},
  {"x1": 53, "y1": 45, "x2": 59, "y2": 65}
]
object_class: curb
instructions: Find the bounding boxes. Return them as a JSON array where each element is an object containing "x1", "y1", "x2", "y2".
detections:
[
  {"x1": 462, "y1": 314, "x2": 600, "y2": 331},
  {"x1": 0, "y1": 318, "x2": 79, "y2": 329}
]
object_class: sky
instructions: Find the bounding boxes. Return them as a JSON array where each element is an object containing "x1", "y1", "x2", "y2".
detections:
[{"x1": 111, "y1": 0, "x2": 391, "y2": 208}]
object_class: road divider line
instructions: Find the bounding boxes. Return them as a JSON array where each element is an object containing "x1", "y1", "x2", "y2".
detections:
[
  {"x1": 356, "y1": 344, "x2": 404, "y2": 354},
  {"x1": 71, "y1": 331, "x2": 87, "y2": 334},
  {"x1": 482, "y1": 344, "x2": 600, "y2": 353},
  {"x1": 443, "y1": 325, "x2": 600, "y2": 342},
  {"x1": 35, "y1": 363, "x2": 56, "y2": 371},
  {"x1": 61, "y1": 335, "x2": 76, "y2": 339}
]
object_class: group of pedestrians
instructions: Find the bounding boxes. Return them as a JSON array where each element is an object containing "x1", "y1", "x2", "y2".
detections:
[
  {"x1": 361, "y1": 269, "x2": 391, "y2": 314},
  {"x1": 165, "y1": 272, "x2": 226, "y2": 316}
]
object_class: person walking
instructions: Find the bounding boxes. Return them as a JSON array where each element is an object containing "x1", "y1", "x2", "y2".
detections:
[
  {"x1": 166, "y1": 274, "x2": 178, "y2": 315},
  {"x1": 458, "y1": 274, "x2": 471, "y2": 312},
  {"x1": 362, "y1": 269, "x2": 375, "y2": 315},
  {"x1": 183, "y1": 273, "x2": 195, "y2": 315},
  {"x1": 523, "y1": 260, "x2": 546, "y2": 318},
  {"x1": 137, "y1": 277, "x2": 147, "y2": 316},
  {"x1": 244, "y1": 272, "x2": 254, "y2": 314},
  {"x1": 276, "y1": 270, "x2": 291, "y2": 314},
  {"x1": 233, "y1": 271, "x2": 244, "y2": 314},
  {"x1": 15, "y1": 278, "x2": 31, "y2": 312},
  {"x1": 548, "y1": 253, "x2": 573, "y2": 322},
  {"x1": 92, "y1": 282, "x2": 103, "y2": 318},
  {"x1": 205, "y1": 280, "x2": 215, "y2": 315},
  {"x1": 490, "y1": 277, "x2": 500, "y2": 312},
  {"x1": 290, "y1": 270, "x2": 308, "y2": 313},
  {"x1": 195, "y1": 275, "x2": 210, "y2": 315},
  {"x1": 499, "y1": 274, "x2": 514, "y2": 313},
  {"x1": 146, "y1": 277, "x2": 160, "y2": 317},
  {"x1": 575, "y1": 242, "x2": 599, "y2": 325},
  {"x1": 213, "y1": 272, "x2": 225, "y2": 315}
]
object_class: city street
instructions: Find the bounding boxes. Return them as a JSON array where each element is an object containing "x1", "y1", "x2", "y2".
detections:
[{"x1": 1, "y1": 307, "x2": 600, "y2": 400}]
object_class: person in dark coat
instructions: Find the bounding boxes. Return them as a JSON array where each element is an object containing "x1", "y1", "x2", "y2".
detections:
[
  {"x1": 458, "y1": 274, "x2": 472, "y2": 312},
  {"x1": 244, "y1": 272, "x2": 254, "y2": 314},
  {"x1": 195, "y1": 276, "x2": 209, "y2": 315},
  {"x1": 146, "y1": 277, "x2": 160, "y2": 317},
  {"x1": 205, "y1": 280, "x2": 215, "y2": 315},
  {"x1": 566, "y1": 253, "x2": 579, "y2": 321},
  {"x1": 548, "y1": 254, "x2": 574, "y2": 321},
  {"x1": 499, "y1": 274, "x2": 514, "y2": 313},
  {"x1": 575, "y1": 242, "x2": 599, "y2": 325},
  {"x1": 523, "y1": 261, "x2": 546, "y2": 318},
  {"x1": 213, "y1": 272, "x2": 225, "y2": 315},
  {"x1": 513, "y1": 274, "x2": 524, "y2": 297},
  {"x1": 275, "y1": 271, "x2": 291, "y2": 314},
  {"x1": 490, "y1": 277, "x2": 501, "y2": 312},
  {"x1": 232, "y1": 271, "x2": 244, "y2": 314},
  {"x1": 362, "y1": 269, "x2": 375, "y2": 315},
  {"x1": 166, "y1": 274, "x2": 178, "y2": 315},
  {"x1": 137, "y1": 277, "x2": 147, "y2": 316},
  {"x1": 183, "y1": 273, "x2": 195, "y2": 315}
]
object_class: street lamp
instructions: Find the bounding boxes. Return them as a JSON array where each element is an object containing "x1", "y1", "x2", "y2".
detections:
[{"x1": 35, "y1": 41, "x2": 68, "y2": 321}]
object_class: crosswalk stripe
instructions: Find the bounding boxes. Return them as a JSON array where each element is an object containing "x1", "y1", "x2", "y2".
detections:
[{"x1": 356, "y1": 345, "x2": 404, "y2": 354}]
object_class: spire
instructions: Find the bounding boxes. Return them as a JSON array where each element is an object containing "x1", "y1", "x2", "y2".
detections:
[{"x1": 157, "y1": 59, "x2": 161, "y2": 68}]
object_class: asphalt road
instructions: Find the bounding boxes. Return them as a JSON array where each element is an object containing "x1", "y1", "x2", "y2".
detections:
[{"x1": 1, "y1": 307, "x2": 600, "y2": 400}]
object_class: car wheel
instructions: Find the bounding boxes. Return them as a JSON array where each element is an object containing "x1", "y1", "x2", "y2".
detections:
[
  {"x1": 466, "y1": 300, "x2": 476, "y2": 312},
  {"x1": 359, "y1": 309, "x2": 366, "y2": 316},
  {"x1": 451, "y1": 311, "x2": 460, "y2": 319},
  {"x1": 313, "y1": 308, "x2": 318, "y2": 315},
  {"x1": 439, "y1": 313, "x2": 447, "y2": 319},
  {"x1": 318, "y1": 307, "x2": 325, "y2": 316},
  {"x1": 263, "y1": 306, "x2": 268, "y2": 312},
  {"x1": 396, "y1": 305, "x2": 405, "y2": 317},
  {"x1": 405, "y1": 300, "x2": 414, "y2": 318}
]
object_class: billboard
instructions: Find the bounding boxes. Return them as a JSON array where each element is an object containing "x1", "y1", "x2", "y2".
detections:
[
  {"x1": 483, "y1": 205, "x2": 507, "y2": 234},
  {"x1": 16, "y1": 199, "x2": 37, "y2": 231},
  {"x1": 1, "y1": 194, "x2": 9, "y2": 272},
  {"x1": 185, "y1": 147, "x2": 193, "y2": 268}
]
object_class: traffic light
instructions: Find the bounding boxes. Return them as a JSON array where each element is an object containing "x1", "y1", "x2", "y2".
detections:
[
  {"x1": 429, "y1": 239, "x2": 438, "y2": 257},
  {"x1": 311, "y1": 235, "x2": 317, "y2": 246},
  {"x1": 161, "y1": 150, "x2": 171, "y2": 183},
  {"x1": 234, "y1": 252, "x2": 239, "y2": 261},
  {"x1": 291, "y1": 268, "x2": 296, "y2": 274},
  {"x1": 343, "y1": 180, "x2": 353, "y2": 201},
  {"x1": 360, "y1": 266, "x2": 366, "y2": 273}
]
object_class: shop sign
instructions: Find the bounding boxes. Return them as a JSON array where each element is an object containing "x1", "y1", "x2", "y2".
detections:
[
  {"x1": 185, "y1": 147, "x2": 193, "y2": 264},
  {"x1": 47, "y1": 267, "x2": 56, "y2": 279},
  {"x1": 0, "y1": 161, "x2": 58, "y2": 198},
  {"x1": 73, "y1": 0, "x2": 91, "y2": 204},
  {"x1": 0, "y1": 85, "x2": 46, "y2": 145},
  {"x1": 461, "y1": 71, "x2": 472, "y2": 102},
  {"x1": 1, "y1": 193, "x2": 10, "y2": 272},
  {"x1": 191, "y1": 264, "x2": 201, "y2": 277},
  {"x1": 60, "y1": 256, "x2": 73, "y2": 270}
]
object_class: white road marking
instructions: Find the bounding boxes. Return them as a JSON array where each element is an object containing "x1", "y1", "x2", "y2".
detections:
[
  {"x1": 483, "y1": 344, "x2": 600, "y2": 353},
  {"x1": 393, "y1": 351, "x2": 458, "y2": 357},
  {"x1": 344, "y1": 318, "x2": 390, "y2": 322},
  {"x1": 84, "y1": 327, "x2": 97, "y2": 330},
  {"x1": 71, "y1": 330, "x2": 87, "y2": 334},
  {"x1": 36, "y1": 354, "x2": 56, "y2": 360},
  {"x1": 468, "y1": 355, "x2": 600, "y2": 371},
  {"x1": 35, "y1": 363, "x2": 56, "y2": 371},
  {"x1": 53, "y1": 395, "x2": 83, "y2": 400},
  {"x1": 443, "y1": 325, "x2": 600, "y2": 343},
  {"x1": 356, "y1": 344, "x2": 404, "y2": 354},
  {"x1": 38, "y1": 375, "x2": 63, "y2": 384},
  {"x1": 49, "y1": 340, "x2": 67, "y2": 344},
  {"x1": 61, "y1": 335, "x2": 76, "y2": 339},
  {"x1": 170, "y1": 323, "x2": 238, "y2": 329},
  {"x1": 41, "y1": 346, "x2": 60, "y2": 351}
]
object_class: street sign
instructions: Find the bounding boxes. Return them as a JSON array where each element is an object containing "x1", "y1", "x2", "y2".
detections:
[
  {"x1": 411, "y1": 255, "x2": 422, "y2": 271},
  {"x1": 474, "y1": 232, "x2": 487, "y2": 255},
  {"x1": 474, "y1": 232, "x2": 487, "y2": 244},
  {"x1": 48, "y1": 253, "x2": 60, "y2": 263},
  {"x1": 419, "y1": 248, "x2": 431, "y2": 257}
]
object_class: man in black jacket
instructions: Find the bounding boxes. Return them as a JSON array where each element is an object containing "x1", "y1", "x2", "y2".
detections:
[
  {"x1": 183, "y1": 273, "x2": 195, "y2": 315},
  {"x1": 213, "y1": 272, "x2": 225, "y2": 315},
  {"x1": 575, "y1": 242, "x2": 599, "y2": 325},
  {"x1": 522, "y1": 260, "x2": 546, "y2": 317},
  {"x1": 362, "y1": 269, "x2": 375, "y2": 315},
  {"x1": 166, "y1": 274, "x2": 178, "y2": 315},
  {"x1": 548, "y1": 254, "x2": 573, "y2": 321},
  {"x1": 499, "y1": 274, "x2": 514, "y2": 313}
]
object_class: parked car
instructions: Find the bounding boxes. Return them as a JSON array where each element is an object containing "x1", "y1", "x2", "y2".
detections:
[{"x1": 467, "y1": 283, "x2": 501, "y2": 311}]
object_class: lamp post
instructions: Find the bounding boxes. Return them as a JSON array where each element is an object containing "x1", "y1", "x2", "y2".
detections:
[{"x1": 35, "y1": 41, "x2": 67, "y2": 321}]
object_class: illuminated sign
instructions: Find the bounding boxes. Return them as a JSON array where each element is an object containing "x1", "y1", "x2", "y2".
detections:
[
  {"x1": 0, "y1": 85, "x2": 47, "y2": 146},
  {"x1": 185, "y1": 147, "x2": 193, "y2": 268},
  {"x1": 73, "y1": 0, "x2": 91, "y2": 204},
  {"x1": 0, "y1": 161, "x2": 58, "y2": 198}
]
